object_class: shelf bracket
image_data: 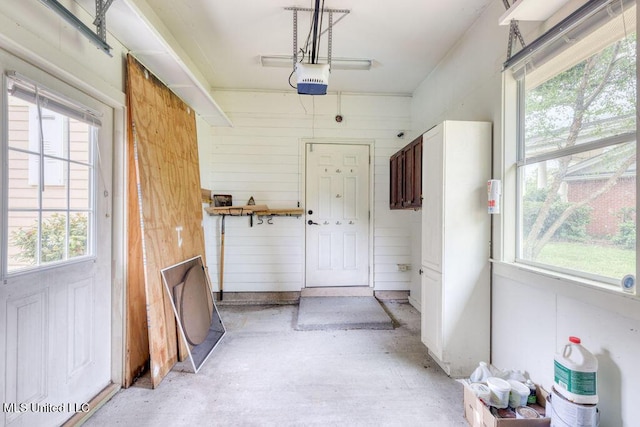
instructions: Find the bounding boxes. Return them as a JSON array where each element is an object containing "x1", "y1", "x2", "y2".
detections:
[
  {"x1": 502, "y1": 0, "x2": 527, "y2": 61},
  {"x1": 94, "y1": 0, "x2": 115, "y2": 44}
]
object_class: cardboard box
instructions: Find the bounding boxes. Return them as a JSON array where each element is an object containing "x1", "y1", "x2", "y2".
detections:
[{"x1": 463, "y1": 380, "x2": 550, "y2": 427}]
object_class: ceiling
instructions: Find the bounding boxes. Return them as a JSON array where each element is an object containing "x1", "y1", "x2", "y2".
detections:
[{"x1": 105, "y1": 0, "x2": 494, "y2": 95}]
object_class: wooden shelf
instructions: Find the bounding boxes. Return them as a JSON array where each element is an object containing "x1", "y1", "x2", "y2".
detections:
[
  {"x1": 205, "y1": 205, "x2": 304, "y2": 217},
  {"x1": 253, "y1": 208, "x2": 305, "y2": 217},
  {"x1": 499, "y1": 0, "x2": 570, "y2": 25}
]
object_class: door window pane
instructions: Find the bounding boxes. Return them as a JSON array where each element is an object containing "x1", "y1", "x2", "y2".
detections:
[
  {"x1": 69, "y1": 212, "x2": 90, "y2": 259},
  {"x1": 39, "y1": 212, "x2": 67, "y2": 264},
  {"x1": 7, "y1": 150, "x2": 39, "y2": 209},
  {"x1": 7, "y1": 211, "x2": 39, "y2": 271},
  {"x1": 69, "y1": 164, "x2": 91, "y2": 210},
  {"x1": 4, "y1": 76, "x2": 97, "y2": 275},
  {"x1": 42, "y1": 158, "x2": 68, "y2": 210}
]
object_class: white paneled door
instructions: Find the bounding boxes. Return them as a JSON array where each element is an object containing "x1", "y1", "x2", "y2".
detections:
[
  {"x1": 1, "y1": 52, "x2": 113, "y2": 427},
  {"x1": 305, "y1": 143, "x2": 370, "y2": 287}
]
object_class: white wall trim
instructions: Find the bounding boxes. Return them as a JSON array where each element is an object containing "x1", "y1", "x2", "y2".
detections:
[
  {"x1": 499, "y1": 71, "x2": 519, "y2": 263},
  {"x1": 408, "y1": 294, "x2": 421, "y2": 311},
  {"x1": 111, "y1": 107, "x2": 127, "y2": 386},
  {"x1": 493, "y1": 261, "x2": 640, "y2": 321}
]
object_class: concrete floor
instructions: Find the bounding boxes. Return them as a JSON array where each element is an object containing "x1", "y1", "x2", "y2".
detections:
[{"x1": 86, "y1": 302, "x2": 467, "y2": 426}]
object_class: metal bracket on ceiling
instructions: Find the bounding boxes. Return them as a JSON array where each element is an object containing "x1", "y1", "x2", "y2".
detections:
[
  {"x1": 39, "y1": 0, "x2": 113, "y2": 56},
  {"x1": 502, "y1": 0, "x2": 526, "y2": 61},
  {"x1": 285, "y1": 7, "x2": 350, "y2": 71}
]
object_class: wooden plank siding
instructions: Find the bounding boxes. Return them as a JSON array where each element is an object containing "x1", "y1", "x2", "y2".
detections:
[{"x1": 200, "y1": 90, "x2": 417, "y2": 292}]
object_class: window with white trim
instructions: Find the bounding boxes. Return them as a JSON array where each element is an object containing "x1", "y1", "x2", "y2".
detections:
[
  {"x1": 4, "y1": 72, "x2": 101, "y2": 273},
  {"x1": 508, "y1": 0, "x2": 636, "y2": 283}
]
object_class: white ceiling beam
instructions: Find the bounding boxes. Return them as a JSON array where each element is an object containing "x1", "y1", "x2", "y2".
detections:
[{"x1": 499, "y1": 0, "x2": 571, "y2": 25}]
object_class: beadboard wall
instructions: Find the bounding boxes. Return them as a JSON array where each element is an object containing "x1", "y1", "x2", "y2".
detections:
[{"x1": 197, "y1": 90, "x2": 418, "y2": 293}]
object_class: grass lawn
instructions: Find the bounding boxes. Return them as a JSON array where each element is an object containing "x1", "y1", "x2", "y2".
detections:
[{"x1": 537, "y1": 241, "x2": 635, "y2": 279}]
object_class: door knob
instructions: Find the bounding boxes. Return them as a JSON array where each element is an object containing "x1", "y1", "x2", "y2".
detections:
[{"x1": 307, "y1": 220, "x2": 319, "y2": 225}]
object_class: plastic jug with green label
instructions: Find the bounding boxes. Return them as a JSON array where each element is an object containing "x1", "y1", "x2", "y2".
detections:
[{"x1": 554, "y1": 336, "x2": 598, "y2": 404}]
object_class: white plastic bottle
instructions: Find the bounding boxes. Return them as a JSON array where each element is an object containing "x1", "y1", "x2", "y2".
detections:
[
  {"x1": 508, "y1": 370, "x2": 527, "y2": 383},
  {"x1": 554, "y1": 336, "x2": 598, "y2": 404},
  {"x1": 469, "y1": 361, "x2": 493, "y2": 383}
]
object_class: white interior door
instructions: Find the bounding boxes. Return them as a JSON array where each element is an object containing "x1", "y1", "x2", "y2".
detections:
[{"x1": 305, "y1": 143, "x2": 370, "y2": 287}]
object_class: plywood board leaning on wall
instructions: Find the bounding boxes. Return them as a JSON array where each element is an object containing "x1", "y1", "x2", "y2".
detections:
[
  {"x1": 125, "y1": 105, "x2": 149, "y2": 387},
  {"x1": 125, "y1": 54, "x2": 208, "y2": 388}
]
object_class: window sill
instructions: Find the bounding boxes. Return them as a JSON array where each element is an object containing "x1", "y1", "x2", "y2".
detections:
[{"x1": 490, "y1": 259, "x2": 640, "y2": 321}]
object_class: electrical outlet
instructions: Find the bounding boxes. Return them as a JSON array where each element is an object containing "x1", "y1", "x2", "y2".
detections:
[{"x1": 397, "y1": 264, "x2": 411, "y2": 272}]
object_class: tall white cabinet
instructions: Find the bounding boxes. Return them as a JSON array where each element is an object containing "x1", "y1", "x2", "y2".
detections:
[{"x1": 420, "y1": 120, "x2": 491, "y2": 377}]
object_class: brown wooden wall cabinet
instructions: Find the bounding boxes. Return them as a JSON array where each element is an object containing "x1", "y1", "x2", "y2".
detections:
[{"x1": 389, "y1": 135, "x2": 422, "y2": 209}]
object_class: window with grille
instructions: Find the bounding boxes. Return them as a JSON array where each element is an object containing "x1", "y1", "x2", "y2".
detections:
[
  {"x1": 507, "y1": 0, "x2": 636, "y2": 283},
  {"x1": 4, "y1": 72, "x2": 101, "y2": 274}
]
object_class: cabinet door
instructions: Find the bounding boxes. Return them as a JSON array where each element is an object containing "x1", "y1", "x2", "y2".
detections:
[
  {"x1": 402, "y1": 143, "x2": 415, "y2": 207},
  {"x1": 389, "y1": 152, "x2": 404, "y2": 209},
  {"x1": 402, "y1": 136, "x2": 423, "y2": 208},
  {"x1": 421, "y1": 268, "x2": 443, "y2": 360},
  {"x1": 411, "y1": 137, "x2": 422, "y2": 207},
  {"x1": 390, "y1": 136, "x2": 423, "y2": 210},
  {"x1": 421, "y1": 126, "x2": 443, "y2": 271}
]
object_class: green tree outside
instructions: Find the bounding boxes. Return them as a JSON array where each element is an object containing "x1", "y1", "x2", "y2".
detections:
[
  {"x1": 522, "y1": 32, "x2": 636, "y2": 276},
  {"x1": 11, "y1": 213, "x2": 88, "y2": 265}
]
